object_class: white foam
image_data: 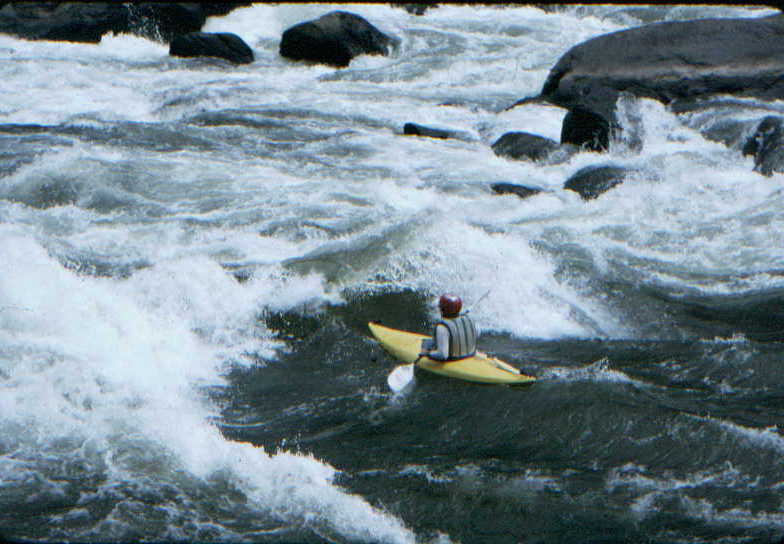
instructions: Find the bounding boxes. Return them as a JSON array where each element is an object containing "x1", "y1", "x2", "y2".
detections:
[
  {"x1": 203, "y1": 4, "x2": 288, "y2": 43},
  {"x1": 541, "y1": 358, "x2": 639, "y2": 384},
  {"x1": 355, "y1": 211, "x2": 627, "y2": 339},
  {"x1": 697, "y1": 415, "x2": 784, "y2": 454},
  {"x1": 681, "y1": 495, "x2": 784, "y2": 529},
  {"x1": 606, "y1": 461, "x2": 755, "y2": 521},
  {"x1": 0, "y1": 228, "x2": 414, "y2": 542}
]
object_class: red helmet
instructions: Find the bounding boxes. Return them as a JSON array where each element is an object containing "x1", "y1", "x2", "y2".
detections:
[{"x1": 438, "y1": 294, "x2": 462, "y2": 317}]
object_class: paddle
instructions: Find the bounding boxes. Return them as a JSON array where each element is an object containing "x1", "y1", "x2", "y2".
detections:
[{"x1": 387, "y1": 354, "x2": 422, "y2": 393}]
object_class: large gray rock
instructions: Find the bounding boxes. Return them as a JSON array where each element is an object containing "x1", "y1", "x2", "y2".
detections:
[
  {"x1": 170, "y1": 32, "x2": 253, "y2": 64},
  {"x1": 279, "y1": 11, "x2": 396, "y2": 68},
  {"x1": 541, "y1": 16, "x2": 784, "y2": 125}
]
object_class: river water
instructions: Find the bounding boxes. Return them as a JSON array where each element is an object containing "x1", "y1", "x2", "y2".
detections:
[{"x1": 1, "y1": 3, "x2": 783, "y2": 543}]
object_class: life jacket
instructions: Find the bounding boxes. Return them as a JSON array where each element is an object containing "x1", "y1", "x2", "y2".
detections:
[{"x1": 435, "y1": 314, "x2": 477, "y2": 360}]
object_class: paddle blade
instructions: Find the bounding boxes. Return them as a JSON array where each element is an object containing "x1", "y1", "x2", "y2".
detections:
[{"x1": 387, "y1": 364, "x2": 414, "y2": 393}]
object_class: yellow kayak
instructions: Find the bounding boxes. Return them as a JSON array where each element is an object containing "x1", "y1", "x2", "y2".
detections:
[{"x1": 368, "y1": 322, "x2": 536, "y2": 385}]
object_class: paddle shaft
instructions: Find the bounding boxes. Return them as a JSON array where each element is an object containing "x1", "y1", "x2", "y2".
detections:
[
  {"x1": 463, "y1": 289, "x2": 491, "y2": 315},
  {"x1": 474, "y1": 288, "x2": 492, "y2": 308}
]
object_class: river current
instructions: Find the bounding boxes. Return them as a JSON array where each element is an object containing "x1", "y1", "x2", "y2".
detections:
[{"x1": 1, "y1": 4, "x2": 784, "y2": 543}]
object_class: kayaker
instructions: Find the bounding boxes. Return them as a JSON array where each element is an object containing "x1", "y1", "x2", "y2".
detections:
[{"x1": 419, "y1": 294, "x2": 477, "y2": 361}]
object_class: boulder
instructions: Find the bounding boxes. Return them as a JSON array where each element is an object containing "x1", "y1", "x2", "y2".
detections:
[
  {"x1": 279, "y1": 10, "x2": 395, "y2": 68},
  {"x1": 564, "y1": 165, "x2": 632, "y2": 200},
  {"x1": 490, "y1": 183, "x2": 541, "y2": 200},
  {"x1": 170, "y1": 32, "x2": 253, "y2": 64},
  {"x1": 540, "y1": 16, "x2": 784, "y2": 125},
  {"x1": 0, "y1": 2, "x2": 216, "y2": 43},
  {"x1": 561, "y1": 107, "x2": 612, "y2": 151},
  {"x1": 126, "y1": 3, "x2": 205, "y2": 43},
  {"x1": 743, "y1": 116, "x2": 784, "y2": 177},
  {"x1": 0, "y1": 2, "x2": 128, "y2": 42},
  {"x1": 491, "y1": 132, "x2": 559, "y2": 162},
  {"x1": 403, "y1": 122, "x2": 456, "y2": 140}
]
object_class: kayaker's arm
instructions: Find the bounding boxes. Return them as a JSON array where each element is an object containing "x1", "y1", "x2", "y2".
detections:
[{"x1": 420, "y1": 324, "x2": 450, "y2": 361}]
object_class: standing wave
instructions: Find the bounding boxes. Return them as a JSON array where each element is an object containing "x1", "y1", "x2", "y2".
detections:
[{"x1": 0, "y1": 226, "x2": 415, "y2": 543}]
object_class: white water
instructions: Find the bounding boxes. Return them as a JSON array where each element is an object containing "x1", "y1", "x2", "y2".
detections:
[
  {"x1": 1, "y1": 3, "x2": 782, "y2": 541},
  {"x1": 0, "y1": 226, "x2": 411, "y2": 541}
]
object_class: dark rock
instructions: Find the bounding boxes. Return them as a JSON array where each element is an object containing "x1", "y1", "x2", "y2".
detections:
[
  {"x1": 170, "y1": 32, "x2": 253, "y2": 64},
  {"x1": 403, "y1": 122, "x2": 455, "y2": 140},
  {"x1": 393, "y1": 4, "x2": 438, "y2": 16},
  {"x1": 126, "y1": 3, "x2": 206, "y2": 43},
  {"x1": 0, "y1": 2, "x2": 128, "y2": 42},
  {"x1": 0, "y1": 2, "x2": 214, "y2": 43},
  {"x1": 541, "y1": 16, "x2": 784, "y2": 124},
  {"x1": 744, "y1": 116, "x2": 784, "y2": 176},
  {"x1": 564, "y1": 165, "x2": 631, "y2": 200},
  {"x1": 490, "y1": 183, "x2": 541, "y2": 200},
  {"x1": 491, "y1": 132, "x2": 559, "y2": 162},
  {"x1": 200, "y1": 3, "x2": 252, "y2": 18},
  {"x1": 279, "y1": 10, "x2": 396, "y2": 68},
  {"x1": 742, "y1": 130, "x2": 762, "y2": 158},
  {"x1": 561, "y1": 107, "x2": 612, "y2": 151}
]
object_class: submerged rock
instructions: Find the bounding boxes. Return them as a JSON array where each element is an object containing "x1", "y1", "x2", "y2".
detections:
[
  {"x1": 393, "y1": 4, "x2": 438, "y2": 16},
  {"x1": 279, "y1": 11, "x2": 396, "y2": 68},
  {"x1": 170, "y1": 32, "x2": 253, "y2": 64},
  {"x1": 743, "y1": 116, "x2": 784, "y2": 177},
  {"x1": 490, "y1": 183, "x2": 541, "y2": 200},
  {"x1": 564, "y1": 165, "x2": 632, "y2": 200},
  {"x1": 403, "y1": 123, "x2": 457, "y2": 140},
  {"x1": 491, "y1": 132, "x2": 559, "y2": 162}
]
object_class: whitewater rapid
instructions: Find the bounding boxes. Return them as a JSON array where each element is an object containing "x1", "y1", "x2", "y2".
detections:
[{"x1": 2, "y1": 3, "x2": 783, "y2": 542}]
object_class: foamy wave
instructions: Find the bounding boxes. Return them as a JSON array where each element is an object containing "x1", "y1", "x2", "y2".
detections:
[
  {"x1": 366, "y1": 214, "x2": 625, "y2": 340},
  {"x1": 681, "y1": 495, "x2": 784, "y2": 530},
  {"x1": 606, "y1": 461, "x2": 758, "y2": 521},
  {"x1": 540, "y1": 358, "x2": 640, "y2": 385},
  {"x1": 695, "y1": 415, "x2": 784, "y2": 454},
  {"x1": 0, "y1": 228, "x2": 414, "y2": 542}
]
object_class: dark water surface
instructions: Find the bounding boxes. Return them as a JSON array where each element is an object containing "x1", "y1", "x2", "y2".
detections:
[{"x1": 215, "y1": 290, "x2": 784, "y2": 543}]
